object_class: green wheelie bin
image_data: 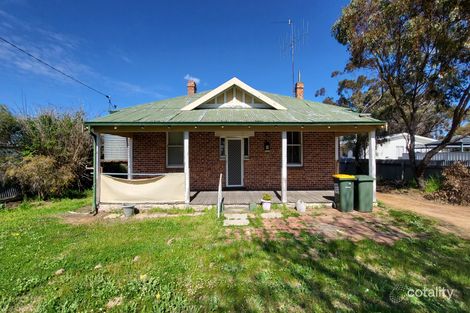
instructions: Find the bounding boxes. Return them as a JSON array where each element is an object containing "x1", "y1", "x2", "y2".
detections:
[
  {"x1": 332, "y1": 174, "x2": 355, "y2": 212},
  {"x1": 354, "y1": 175, "x2": 374, "y2": 212}
]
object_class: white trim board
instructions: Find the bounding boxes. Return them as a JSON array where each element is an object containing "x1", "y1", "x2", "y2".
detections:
[{"x1": 181, "y1": 77, "x2": 287, "y2": 111}]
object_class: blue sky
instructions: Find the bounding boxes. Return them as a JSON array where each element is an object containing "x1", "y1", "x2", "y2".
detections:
[{"x1": 0, "y1": 0, "x2": 351, "y2": 118}]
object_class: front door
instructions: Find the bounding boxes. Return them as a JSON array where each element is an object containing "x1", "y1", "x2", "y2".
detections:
[{"x1": 226, "y1": 139, "x2": 243, "y2": 187}]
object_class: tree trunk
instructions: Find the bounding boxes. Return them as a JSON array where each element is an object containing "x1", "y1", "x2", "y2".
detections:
[{"x1": 406, "y1": 130, "x2": 426, "y2": 189}]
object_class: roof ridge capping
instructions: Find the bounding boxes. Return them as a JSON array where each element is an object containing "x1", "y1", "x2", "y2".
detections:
[{"x1": 180, "y1": 77, "x2": 287, "y2": 111}]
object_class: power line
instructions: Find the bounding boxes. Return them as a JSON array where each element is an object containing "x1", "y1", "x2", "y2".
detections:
[{"x1": 0, "y1": 35, "x2": 115, "y2": 110}]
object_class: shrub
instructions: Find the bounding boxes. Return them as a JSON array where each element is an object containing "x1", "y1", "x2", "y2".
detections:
[
  {"x1": 0, "y1": 108, "x2": 92, "y2": 198},
  {"x1": 18, "y1": 110, "x2": 92, "y2": 190},
  {"x1": 427, "y1": 162, "x2": 470, "y2": 205},
  {"x1": 262, "y1": 193, "x2": 272, "y2": 201},
  {"x1": 5, "y1": 155, "x2": 74, "y2": 198}
]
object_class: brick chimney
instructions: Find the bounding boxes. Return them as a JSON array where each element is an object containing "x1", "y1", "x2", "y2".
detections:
[
  {"x1": 294, "y1": 81, "x2": 304, "y2": 99},
  {"x1": 187, "y1": 80, "x2": 197, "y2": 96}
]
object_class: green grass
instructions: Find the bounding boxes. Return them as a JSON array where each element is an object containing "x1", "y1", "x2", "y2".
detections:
[
  {"x1": 0, "y1": 192, "x2": 469, "y2": 312},
  {"x1": 424, "y1": 176, "x2": 442, "y2": 194}
]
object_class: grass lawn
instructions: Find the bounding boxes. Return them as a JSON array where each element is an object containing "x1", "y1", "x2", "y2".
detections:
[{"x1": 0, "y1": 192, "x2": 469, "y2": 312}]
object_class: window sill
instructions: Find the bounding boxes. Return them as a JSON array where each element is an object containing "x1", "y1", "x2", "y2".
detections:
[
  {"x1": 287, "y1": 164, "x2": 303, "y2": 168},
  {"x1": 166, "y1": 165, "x2": 184, "y2": 169}
]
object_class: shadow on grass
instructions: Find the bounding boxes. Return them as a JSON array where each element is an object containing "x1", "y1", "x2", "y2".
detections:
[{"x1": 215, "y1": 228, "x2": 469, "y2": 312}]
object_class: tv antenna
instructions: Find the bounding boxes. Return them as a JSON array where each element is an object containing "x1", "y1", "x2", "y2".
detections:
[{"x1": 277, "y1": 19, "x2": 309, "y2": 95}]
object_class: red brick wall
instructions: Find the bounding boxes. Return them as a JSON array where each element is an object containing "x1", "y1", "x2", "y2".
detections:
[
  {"x1": 189, "y1": 132, "x2": 225, "y2": 190},
  {"x1": 288, "y1": 132, "x2": 335, "y2": 190},
  {"x1": 132, "y1": 131, "x2": 335, "y2": 190},
  {"x1": 132, "y1": 132, "x2": 182, "y2": 174},
  {"x1": 244, "y1": 132, "x2": 281, "y2": 189},
  {"x1": 245, "y1": 132, "x2": 335, "y2": 190}
]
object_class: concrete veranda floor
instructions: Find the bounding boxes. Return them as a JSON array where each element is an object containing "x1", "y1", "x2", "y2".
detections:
[{"x1": 190, "y1": 190, "x2": 334, "y2": 205}]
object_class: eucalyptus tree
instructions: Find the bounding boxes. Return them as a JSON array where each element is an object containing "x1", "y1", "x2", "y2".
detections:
[{"x1": 333, "y1": 0, "x2": 469, "y2": 187}]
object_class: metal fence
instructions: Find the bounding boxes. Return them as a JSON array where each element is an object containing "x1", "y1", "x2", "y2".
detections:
[
  {"x1": 0, "y1": 186, "x2": 20, "y2": 202},
  {"x1": 340, "y1": 158, "x2": 469, "y2": 182},
  {"x1": 402, "y1": 151, "x2": 470, "y2": 162}
]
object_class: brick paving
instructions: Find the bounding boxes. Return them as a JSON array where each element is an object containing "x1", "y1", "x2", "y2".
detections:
[{"x1": 226, "y1": 208, "x2": 413, "y2": 245}]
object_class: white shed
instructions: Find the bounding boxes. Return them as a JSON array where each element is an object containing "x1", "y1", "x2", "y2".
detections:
[{"x1": 371, "y1": 133, "x2": 437, "y2": 160}]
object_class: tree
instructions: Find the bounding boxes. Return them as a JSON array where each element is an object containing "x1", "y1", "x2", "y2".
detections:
[
  {"x1": 316, "y1": 73, "x2": 398, "y2": 171},
  {"x1": 0, "y1": 105, "x2": 20, "y2": 146},
  {"x1": 333, "y1": 0, "x2": 470, "y2": 188}
]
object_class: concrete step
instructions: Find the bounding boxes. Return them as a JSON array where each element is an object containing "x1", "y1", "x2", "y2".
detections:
[
  {"x1": 224, "y1": 207, "x2": 250, "y2": 214},
  {"x1": 223, "y1": 219, "x2": 250, "y2": 226},
  {"x1": 224, "y1": 213, "x2": 248, "y2": 220},
  {"x1": 260, "y1": 212, "x2": 282, "y2": 219}
]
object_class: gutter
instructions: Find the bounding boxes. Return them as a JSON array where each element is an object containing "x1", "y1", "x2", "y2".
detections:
[
  {"x1": 89, "y1": 129, "x2": 98, "y2": 215},
  {"x1": 84, "y1": 120, "x2": 386, "y2": 127}
]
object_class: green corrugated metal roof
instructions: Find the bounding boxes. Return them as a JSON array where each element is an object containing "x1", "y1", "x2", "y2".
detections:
[{"x1": 85, "y1": 91, "x2": 384, "y2": 126}]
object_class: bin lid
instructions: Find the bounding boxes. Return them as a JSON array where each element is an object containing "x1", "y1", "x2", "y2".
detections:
[
  {"x1": 355, "y1": 175, "x2": 374, "y2": 182},
  {"x1": 332, "y1": 174, "x2": 356, "y2": 180}
]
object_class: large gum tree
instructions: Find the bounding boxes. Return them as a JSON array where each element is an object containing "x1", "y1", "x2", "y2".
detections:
[{"x1": 333, "y1": 0, "x2": 470, "y2": 188}]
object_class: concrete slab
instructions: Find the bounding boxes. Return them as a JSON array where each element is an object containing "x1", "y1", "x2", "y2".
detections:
[
  {"x1": 223, "y1": 219, "x2": 250, "y2": 226},
  {"x1": 261, "y1": 212, "x2": 283, "y2": 219},
  {"x1": 224, "y1": 213, "x2": 248, "y2": 220}
]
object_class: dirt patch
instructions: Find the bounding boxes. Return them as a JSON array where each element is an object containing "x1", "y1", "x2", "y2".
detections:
[
  {"x1": 60, "y1": 210, "x2": 205, "y2": 225},
  {"x1": 60, "y1": 211, "x2": 105, "y2": 225},
  {"x1": 377, "y1": 191, "x2": 470, "y2": 239},
  {"x1": 226, "y1": 208, "x2": 414, "y2": 245}
]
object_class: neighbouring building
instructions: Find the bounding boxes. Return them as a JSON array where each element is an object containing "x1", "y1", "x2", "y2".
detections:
[{"x1": 363, "y1": 133, "x2": 437, "y2": 160}]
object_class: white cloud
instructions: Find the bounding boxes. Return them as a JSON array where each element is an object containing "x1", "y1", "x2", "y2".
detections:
[
  {"x1": 0, "y1": 9, "x2": 163, "y2": 99},
  {"x1": 113, "y1": 81, "x2": 164, "y2": 98},
  {"x1": 184, "y1": 74, "x2": 200, "y2": 84}
]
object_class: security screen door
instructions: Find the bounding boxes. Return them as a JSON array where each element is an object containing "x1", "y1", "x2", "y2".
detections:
[{"x1": 226, "y1": 139, "x2": 243, "y2": 187}]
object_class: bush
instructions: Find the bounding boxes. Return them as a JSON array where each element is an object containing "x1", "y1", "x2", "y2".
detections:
[
  {"x1": 18, "y1": 110, "x2": 92, "y2": 190},
  {"x1": 262, "y1": 193, "x2": 272, "y2": 201},
  {"x1": 5, "y1": 156, "x2": 74, "y2": 198},
  {"x1": 426, "y1": 162, "x2": 470, "y2": 205},
  {"x1": 0, "y1": 108, "x2": 92, "y2": 199}
]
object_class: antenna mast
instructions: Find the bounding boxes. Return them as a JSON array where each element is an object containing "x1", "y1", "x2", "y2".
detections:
[
  {"x1": 278, "y1": 19, "x2": 309, "y2": 95},
  {"x1": 289, "y1": 19, "x2": 295, "y2": 94}
]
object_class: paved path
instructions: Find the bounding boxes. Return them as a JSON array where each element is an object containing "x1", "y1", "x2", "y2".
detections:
[{"x1": 377, "y1": 192, "x2": 470, "y2": 239}]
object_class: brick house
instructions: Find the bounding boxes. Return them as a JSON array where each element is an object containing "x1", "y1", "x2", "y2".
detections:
[{"x1": 86, "y1": 77, "x2": 384, "y2": 210}]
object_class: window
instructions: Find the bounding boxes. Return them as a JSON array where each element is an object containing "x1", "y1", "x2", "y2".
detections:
[
  {"x1": 219, "y1": 138, "x2": 249, "y2": 159},
  {"x1": 167, "y1": 132, "x2": 184, "y2": 167},
  {"x1": 220, "y1": 138, "x2": 225, "y2": 159},
  {"x1": 287, "y1": 132, "x2": 302, "y2": 166},
  {"x1": 244, "y1": 138, "x2": 249, "y2": 159}
]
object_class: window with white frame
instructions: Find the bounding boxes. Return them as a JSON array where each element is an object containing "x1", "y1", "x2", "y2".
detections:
[
  {"x1": 287, "y1": 132, "x2": 302, "y2": 166},
  {"x1": 167, "y1": 132, "x2": 184, "y2": 167}
]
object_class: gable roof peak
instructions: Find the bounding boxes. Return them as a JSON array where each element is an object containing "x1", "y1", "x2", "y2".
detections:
[{"x1": 181, "y1": 77, "x2": 287, "y2": 111}]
